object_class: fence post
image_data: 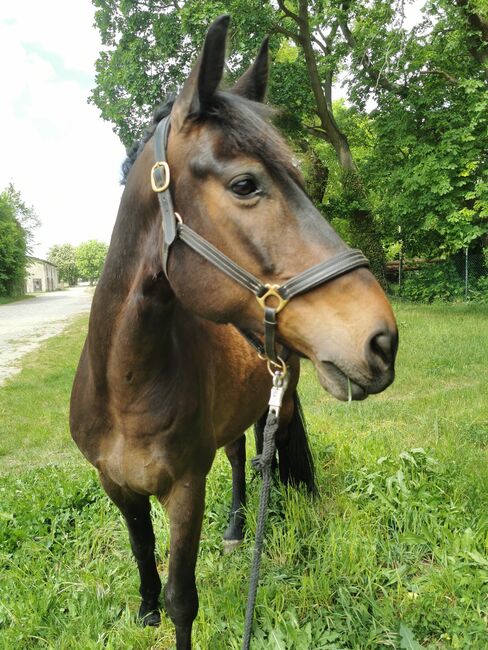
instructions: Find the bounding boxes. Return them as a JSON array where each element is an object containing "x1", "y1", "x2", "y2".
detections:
[
  {"x1": 398, "y1": 225, "x2": 403, "y2": 296},
  {"x1": 464, "y1": 246, "x2": 469, "y2": 301}
]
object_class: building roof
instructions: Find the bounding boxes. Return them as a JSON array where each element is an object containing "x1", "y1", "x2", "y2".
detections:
[{"x1": 27, "y1": 256, "x2": 58, "y2": 269}]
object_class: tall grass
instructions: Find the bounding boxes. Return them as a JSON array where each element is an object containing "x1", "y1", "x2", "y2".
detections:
[{"x1": 0, "y1": 303, "x2": 487, "y2": 649}]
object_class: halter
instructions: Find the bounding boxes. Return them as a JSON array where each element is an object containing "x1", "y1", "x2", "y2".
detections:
[{"x1": 152, "y1": 115, "x2": 369, "y2": 367}]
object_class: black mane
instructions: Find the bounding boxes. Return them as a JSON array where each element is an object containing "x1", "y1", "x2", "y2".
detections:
[
  {"x1": 121, "y1": 98, "x2": 175, "y2": 185},
  {"x1": 121, "y1": 92, "x2": 301, "y2": 186}
]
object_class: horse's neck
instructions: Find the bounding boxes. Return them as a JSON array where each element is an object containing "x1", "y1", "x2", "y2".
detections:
[{"x1": 88, "y1": 151, "x2": 180, "y2": 370}]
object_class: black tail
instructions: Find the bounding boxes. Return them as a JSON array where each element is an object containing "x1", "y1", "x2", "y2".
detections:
[{"x1": 254, "y1": 390, "x2": 317, "y2": 495}]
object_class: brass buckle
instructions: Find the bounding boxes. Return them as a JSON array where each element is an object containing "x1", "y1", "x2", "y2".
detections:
[
  {"x1": 151, "y1": 161, "x2": 170, "y2": 193},
  {"x1": 256, "y1": 284, "x2": 289, "y2": 314}
]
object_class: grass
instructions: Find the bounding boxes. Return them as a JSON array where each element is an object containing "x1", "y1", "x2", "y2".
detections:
[
  {"x1": 0, "y1": 294, "x2": 35, "y2": 305},
  {"x1": 0, "y1": 303, "x2": 487, "y2": 649}
]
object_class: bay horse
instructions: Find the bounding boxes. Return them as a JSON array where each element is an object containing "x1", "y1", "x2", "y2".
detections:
[{"x1": 70, "y1": 16, "x2": 397, "y2": 650}]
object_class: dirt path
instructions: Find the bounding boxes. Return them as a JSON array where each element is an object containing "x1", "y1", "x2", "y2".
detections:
[{"x1": 0, "y1": 286, "x2": 92, "y2": 386}]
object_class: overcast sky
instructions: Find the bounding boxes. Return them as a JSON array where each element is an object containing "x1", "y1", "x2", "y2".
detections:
[
  {"x1": 0, "y1": 2, "x2": 425, "y2": 260},
  {"x1": 0, "y1": 1, "x2": 126, "y2": 259}
]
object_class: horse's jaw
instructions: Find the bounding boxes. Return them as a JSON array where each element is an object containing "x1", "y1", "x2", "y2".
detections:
[{"x1": 313, "y1": 358, "x2": 395, "y2": 402}]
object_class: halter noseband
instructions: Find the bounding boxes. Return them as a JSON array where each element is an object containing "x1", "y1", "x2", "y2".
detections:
[{"x1": 152, "y1": 115, "x2": 369, "y2": 368}]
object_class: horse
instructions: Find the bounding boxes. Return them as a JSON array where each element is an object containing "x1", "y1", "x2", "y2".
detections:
[{"x1": 70, "y1": 15, "x2": 397, "y2": 650}]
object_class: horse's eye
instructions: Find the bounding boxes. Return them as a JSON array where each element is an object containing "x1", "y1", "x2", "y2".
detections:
[{"x1": 231, "y1": 177, "x2": 259, "y2": 197}]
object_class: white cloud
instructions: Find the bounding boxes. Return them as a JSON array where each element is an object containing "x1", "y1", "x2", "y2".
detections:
[{"x1": 0, "y1": 1, "x2": 126, "y2": 258}]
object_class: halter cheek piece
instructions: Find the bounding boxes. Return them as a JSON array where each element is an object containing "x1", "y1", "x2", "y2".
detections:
[{"x1": 152, "y1": 115, "x2": 369, "y2": 369}]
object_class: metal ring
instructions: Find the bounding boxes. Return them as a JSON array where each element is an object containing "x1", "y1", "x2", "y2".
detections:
[
  {"x1": 256, "y1": 284, "x2": 289, "y2": 314},
  {"x1": 266, "y1": 356, "x2": 287, "y2": 377}
]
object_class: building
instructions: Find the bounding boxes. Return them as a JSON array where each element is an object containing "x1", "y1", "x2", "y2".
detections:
[{"x1": 25, "y1": 257, "x2": 59, "y2": 293}]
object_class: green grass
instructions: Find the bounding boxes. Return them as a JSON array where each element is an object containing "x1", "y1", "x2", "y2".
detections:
[
  {"x1": 1, "y1": 304, "x2": 487, "y2": 649},
  {"x1": 0, "y1": 294, "x2": 35, "y2": 305}
]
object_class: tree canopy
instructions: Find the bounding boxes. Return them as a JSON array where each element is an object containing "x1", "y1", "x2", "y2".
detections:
[
  {"x1": 0, "y1": 185, "x2": 39, "y2": 297},
  {"x1": 47, "y1": 243, "x2": 79, "y2": 286},
  {"x1": 90, "y1": 0, "x2": 487, "y2": 274},
  {"x1": 75, "y1": 240, "x2": 108, "y2": 285}
]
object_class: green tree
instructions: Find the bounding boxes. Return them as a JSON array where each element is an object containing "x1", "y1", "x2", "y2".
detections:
[
  {"x1": 0, "y1": 184, "x2": 39, "y2": 297},
  {"x1": 90, "y1": 0, "x2": 487, "y2": 276},
  {"x1": 341, "y1": 0, "x2": 488, "y2": 258},
  {"x1": 76, "y1": 240, "x2": 108, "y2": 285},
  {"x1": 90, "y1": 0, "x2": 388, "y2": 282},
  {"x1": 3, "y1": 183, "x2": 40, "y2": 253},
  {"x1": 47, "y1": 244, "x2": 79, "y2": 286}
]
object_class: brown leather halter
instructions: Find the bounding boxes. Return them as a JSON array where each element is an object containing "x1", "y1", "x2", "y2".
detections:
[{"x1": 152, "y1": 115, "x2": 370, "y2": 367}]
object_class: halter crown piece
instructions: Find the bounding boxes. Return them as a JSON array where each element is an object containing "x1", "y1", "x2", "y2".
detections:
[{"x1": 152, "y1": 115, "x2": 370, "y2": 368}]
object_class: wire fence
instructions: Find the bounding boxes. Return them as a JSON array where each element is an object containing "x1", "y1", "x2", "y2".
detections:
[{"x1": 386, "y1": 242, "x2": 488, "y2": 303}]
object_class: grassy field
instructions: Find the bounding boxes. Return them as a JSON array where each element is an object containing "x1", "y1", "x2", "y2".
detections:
[
  {"x1": 0, "y1": 294, "x2": 35, "y2": 306},
  {"x1": 0, "y1": 303, "x2": 487, "y2": 649}
]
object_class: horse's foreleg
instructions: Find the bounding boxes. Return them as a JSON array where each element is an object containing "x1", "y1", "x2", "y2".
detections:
[
  {"x1": 163, "y1": 475, "x2": 206, "y2": 650},
  {"x1": 223, "y1": 434, "x2": 246, "y2": 551},
  {"x1": 99, "y1": 472, "x2": 162, "y2": 626}
]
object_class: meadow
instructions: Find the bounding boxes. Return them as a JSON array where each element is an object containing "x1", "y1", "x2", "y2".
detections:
[{"x1": 0, "y1": 302, "x2": 487, "y2": 649}]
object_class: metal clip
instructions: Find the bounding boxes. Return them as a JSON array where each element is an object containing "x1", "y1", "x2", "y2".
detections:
[{"x1": 268, "y1": 369, "x2": 289, "y2": 417}]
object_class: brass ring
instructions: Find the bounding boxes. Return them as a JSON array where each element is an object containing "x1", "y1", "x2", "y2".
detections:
[
  {"x1": 256, "y1": 284, "x2": 289, "y2": 314},
  {"x1": 266, "y1": 356, "x2": 287, "y2": 377}
]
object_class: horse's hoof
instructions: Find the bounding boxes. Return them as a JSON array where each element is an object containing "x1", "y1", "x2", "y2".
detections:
[
  {"x1": 223, "y1": 538, "x2": 243, "y2": 554},
  {"x1": 139, "y1": 606, "x2": 161, "y2": 627}
]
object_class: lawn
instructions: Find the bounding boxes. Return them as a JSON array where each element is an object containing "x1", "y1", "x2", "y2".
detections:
[{"x1": 0, "y1": 303, "x2": 487, "y2": 649}]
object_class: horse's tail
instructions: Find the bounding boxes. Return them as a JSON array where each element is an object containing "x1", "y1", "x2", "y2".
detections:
[{"x1": 254, "y1": 390, "x2": 317, "y2": 495}]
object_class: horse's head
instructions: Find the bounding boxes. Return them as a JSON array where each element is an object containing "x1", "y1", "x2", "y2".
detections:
[{"x1": 157, "y1": 15, "x2": 397, "y2": 401}]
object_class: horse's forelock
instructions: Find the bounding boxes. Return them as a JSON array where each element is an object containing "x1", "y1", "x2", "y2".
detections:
[{"x1": 121, "y1": 91, "x2": 301, "y2": 188}]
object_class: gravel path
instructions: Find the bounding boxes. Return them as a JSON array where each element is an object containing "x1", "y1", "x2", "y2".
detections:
[{"x1": 0, "y1": 286, "x2": 92, "y2": 386}]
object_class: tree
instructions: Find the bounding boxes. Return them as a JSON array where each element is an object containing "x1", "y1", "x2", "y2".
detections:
[
  {"x1": 90, "y1": 0, "x2": 387, "y2": 282},
  {"x1": 90, "y1": 1, "x2": 487, "y2": 275},
  {"x1": 47, "y1": 244, "x2": 79, "y2": 286},
  {"x1": 0, "y1": 184, "x2": 39, "y2": 297},
  {"x1": 3, "y1": 183, "x2": 40, "y2": 253},
  {"x1": 76, "y1": 240, "x2": 108, "y2": 285},
  {"x1": 340, "y1": 0, "x2": 488, "y2": 258}
]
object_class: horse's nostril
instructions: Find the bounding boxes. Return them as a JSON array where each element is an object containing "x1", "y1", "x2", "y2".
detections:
[{"x1": 368, "y1": 330, "x2": 397, "y2": 368}]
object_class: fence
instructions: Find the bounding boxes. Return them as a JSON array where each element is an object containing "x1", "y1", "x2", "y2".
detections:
[{"x1": 386, "y1": 243, "x2": 488, "y2": 303}]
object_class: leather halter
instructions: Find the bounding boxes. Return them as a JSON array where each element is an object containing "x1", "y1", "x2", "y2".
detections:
[{"x1": 152, "y1": 115, "x2": 369, "y2": 366}]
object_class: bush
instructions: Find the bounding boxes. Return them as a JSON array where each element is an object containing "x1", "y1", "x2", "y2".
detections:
[
  {"x1": 400, "y1": 261, "x2": 464, "y2": 302},
  {"x1": 470, "y1": 276, "x2": 488, "y2": 303}
]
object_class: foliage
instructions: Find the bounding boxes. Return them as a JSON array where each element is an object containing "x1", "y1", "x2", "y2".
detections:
[
  {"x1": 1, "y1": 303, "x2": 488, "y2": 647},
  {"x1": 47, "y1": 243, "x2": 79, "y2": 286},
  {"x1": 89, "y1": 1, "x2": 488, "y2": 289},
  {"x1": 470, "y1": 275, "x2": 488, "y2": 303},
  {"x1": 400, "y1": 261, "x2": 464, "y2": 303},
  {"x1": 341, "y1": 0, "x2": 488, "y2": 258},
  {"x1": 0, "y1": 184, "x2": 39, "y2": 297},
  {"x1": 75, "y1": 240, "x2": 108, "y2": 285},
  {"x1": 2, "y1": 183, "x2": 40, "y2": 252}
]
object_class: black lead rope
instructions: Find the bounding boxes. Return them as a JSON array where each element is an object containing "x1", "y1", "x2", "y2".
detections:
[{"x1": 242, "y1": 369, "x2": 289, "y2": 650}]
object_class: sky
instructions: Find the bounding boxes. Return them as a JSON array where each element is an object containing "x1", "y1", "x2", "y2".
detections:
[
  {"x1": 0, "y1": 1, "x2": 126, "y2": 259},
  {"x1": 0, "y1": 2, "x2": 425, "y2": 260}
]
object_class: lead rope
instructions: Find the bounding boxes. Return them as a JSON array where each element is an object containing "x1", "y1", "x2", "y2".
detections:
[{"x1": 242, "y1": 367, "x2": 289, "y2": 650}]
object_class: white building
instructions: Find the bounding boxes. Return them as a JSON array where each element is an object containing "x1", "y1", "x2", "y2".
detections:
[{"x1": 25, "y1": 257, "x2": 59, "y2": 293}]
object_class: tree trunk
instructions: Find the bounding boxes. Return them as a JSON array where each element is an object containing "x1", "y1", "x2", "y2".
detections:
[{"x1": 295, "y1": 0, "x2": 387, "y2": 286}]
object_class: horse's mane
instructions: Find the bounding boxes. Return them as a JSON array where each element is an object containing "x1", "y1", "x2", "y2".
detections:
[
  {"x1": 121, "y1": 98, "x2": 175, "y2": 185},
  {"x1": 121, "y1": 92, "x2": 301, "y2": 186}
]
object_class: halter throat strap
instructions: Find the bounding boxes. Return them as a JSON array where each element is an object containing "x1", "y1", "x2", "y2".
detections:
[{"x1": 152, "y1": 115, "x2": 370, "y2": 365}]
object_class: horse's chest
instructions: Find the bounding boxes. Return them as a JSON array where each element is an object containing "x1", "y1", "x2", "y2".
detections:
[{"x1": 98, "y1": 393, "x2": 213, "y2": 496}]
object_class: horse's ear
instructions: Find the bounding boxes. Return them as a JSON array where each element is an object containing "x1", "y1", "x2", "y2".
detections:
[
  {"x1": 171, "y1": 15, "x2": 230, "y2": 133},
  {"x1": 232, "y1": 38, "x2": 269, "y2": 102}
]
